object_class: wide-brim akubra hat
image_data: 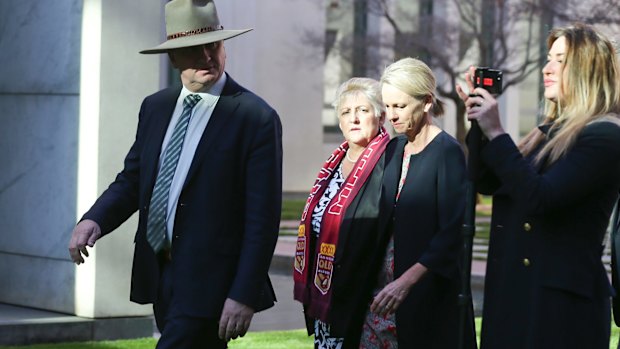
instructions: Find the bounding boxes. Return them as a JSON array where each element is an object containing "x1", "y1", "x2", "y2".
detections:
[{"x1": 140, "y1": 0, "x2": 252, "y2": 54}]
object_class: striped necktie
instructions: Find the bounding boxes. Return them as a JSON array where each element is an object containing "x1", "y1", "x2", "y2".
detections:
[{"x1": 146, "y1": 94, "x2": 202, "y2": 253}]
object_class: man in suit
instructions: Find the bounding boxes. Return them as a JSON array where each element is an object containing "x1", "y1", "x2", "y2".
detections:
[{"x1": 67, "y1": 0, "x2": 282, "y2": 348}]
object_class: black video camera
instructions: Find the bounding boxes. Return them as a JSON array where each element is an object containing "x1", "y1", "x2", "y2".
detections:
[{"x1": 473, "y1": 67, "x2": 503, "y2": 95}]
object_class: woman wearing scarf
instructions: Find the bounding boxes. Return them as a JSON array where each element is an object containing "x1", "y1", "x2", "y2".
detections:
[
  {"x1": 294, "y1": 77, "x2": 390, "y2": 349},
  {"x1": 362, "y1": 58, "x2": 476, "y2": 348}
]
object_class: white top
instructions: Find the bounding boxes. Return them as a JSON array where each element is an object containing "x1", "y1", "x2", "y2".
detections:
[{"x1": 159, "y1": 73, "x2": 227, "y2": 243}]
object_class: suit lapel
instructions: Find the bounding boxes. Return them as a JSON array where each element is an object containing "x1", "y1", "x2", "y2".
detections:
[
  {"x1": 333, "y1": 147, "x2": 387, "y2": 263},
  {"x1": 142, "y1": 88, "x2": 181, "y2": 200},
  {"x1": 182, "y1": 75, "x2": 242, "y2": 189}
]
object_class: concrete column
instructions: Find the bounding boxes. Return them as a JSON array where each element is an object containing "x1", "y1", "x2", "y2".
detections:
[
  {"x1": 0, "y1": 0, "x2": 83, "y2": 314},
  {"x1": 0, "y1": 0, "x2": 163, "y2": 321},
  {"x1": 74, "y1": 0, "x2": 164, "y2": 318}
]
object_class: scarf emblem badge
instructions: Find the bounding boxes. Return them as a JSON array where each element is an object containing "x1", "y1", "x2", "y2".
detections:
[
  {"x1": 294, "y1": 225, "x2": 306, "y2": 273},
  {"x1": 314, "y1": 242, "x2": 336, "y2": 295}
]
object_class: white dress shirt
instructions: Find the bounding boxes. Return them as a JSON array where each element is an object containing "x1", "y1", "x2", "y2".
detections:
[{"x1": 159, "y1": 73, "x2": 226, "y2": 243}]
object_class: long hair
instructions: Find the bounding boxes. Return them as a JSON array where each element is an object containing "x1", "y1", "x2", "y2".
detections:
[{"x1": 518, "y1": 23, "x2": 620, "y2": 164}]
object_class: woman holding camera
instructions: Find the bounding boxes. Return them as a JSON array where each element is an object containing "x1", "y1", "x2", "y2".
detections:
[
  {"x1": 457, "y1": 23, "x2": 620, "y2": 348},
  {"x1": 360, "y1": 57, "x2": 476, "y2": 348}
]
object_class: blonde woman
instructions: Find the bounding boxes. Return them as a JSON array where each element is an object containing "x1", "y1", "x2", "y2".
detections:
[
  {"x1": 457, "y1": 23, "x2": 620, "y2": 348},
  {"x1": 361, "y1": 58, "x2": 476, "y2": 348}
]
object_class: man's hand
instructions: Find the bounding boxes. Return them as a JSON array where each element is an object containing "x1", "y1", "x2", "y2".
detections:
[
  {"x1": 68, "y1": 219, "x2": 101, "y2": 264},
  {"x1": 218, "y1": 298, "x2": 254, "y2": 342}
]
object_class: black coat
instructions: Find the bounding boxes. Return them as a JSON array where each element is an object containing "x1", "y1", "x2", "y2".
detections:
[
  {"x1": 377, "y1": 133, "x2": 476, "y2": 349},
  {"x1": 82, "y1": 75, "x2": 283, "y2": 319},
  {"x1": 478, "y1": 120, "x2": 620, "y2": 349},
  {"x1": 302, "y1": 149, "x2": 387, "y2": 349}
]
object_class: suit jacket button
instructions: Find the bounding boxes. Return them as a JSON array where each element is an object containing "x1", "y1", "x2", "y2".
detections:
[
  {"x1": 523, "y1": 222, "x2": 532, "y2": 232},
  {"x1": 523, "y1": 258, "x2": 531, "y2": 267}
]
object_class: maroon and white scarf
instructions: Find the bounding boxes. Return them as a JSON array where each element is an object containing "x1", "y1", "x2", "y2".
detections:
[{"x1": 293, "y1": 127, "x2": 389, "y2": 321}]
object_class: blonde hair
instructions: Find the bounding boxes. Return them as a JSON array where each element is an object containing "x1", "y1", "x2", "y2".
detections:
[
  {"x1": 519, "y1": 23, "x2": 620, "y2": 164},
  {"x1": 332, "y1": 77, "x2": 384, "y2": 118},
  {"x1": 380, "y1": 57, "x2": 445, "y2": 117}
]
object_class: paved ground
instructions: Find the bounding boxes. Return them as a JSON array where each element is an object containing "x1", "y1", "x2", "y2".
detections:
[
  {"x1": 249, "y1": 273, "x2": 306, "y2": 332},
  {"x1": 0, "y1": 229, "x2": 488, "y2": 345}
]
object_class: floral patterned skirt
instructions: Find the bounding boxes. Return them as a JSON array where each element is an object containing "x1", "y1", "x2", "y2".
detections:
[{"x1": 359, "y1": 236, "x2": 398, "y2": 348}]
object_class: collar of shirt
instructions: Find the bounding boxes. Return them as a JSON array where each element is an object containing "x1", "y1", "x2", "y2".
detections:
[{"x1": 178, "y1": 73, "x2": 227, "y2": 108}]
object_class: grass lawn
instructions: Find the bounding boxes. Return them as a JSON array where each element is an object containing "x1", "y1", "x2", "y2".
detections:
[
  {"x1": 281, "y1": 199, "x2": 306, "y2": 221},
  {"x1": 281, "y1": 196, "x2": 493, "y2": 223},
  {"x1": 1, "y1": 323, "x2": 619, "y2": 349},
  {"x1": 476, "y1": 195, "x2": 493, "y2": 217},
  {"x1": 0, "y1": 330, "x2": 312, "y2": 349},
  {"x1": 280, "y1": 197, "x2": 494, "y2": 241}
]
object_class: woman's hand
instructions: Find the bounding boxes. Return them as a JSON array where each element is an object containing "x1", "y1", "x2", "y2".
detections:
[
  {"x1": 456, "y1": 66, "x2": 506, "y2": 141},
  {"x1": 370, "y1": 263, "x2": 428, "y2": 317},
  {"x1": 370, "y1": 277, "x2": 411, "y2": 317}
]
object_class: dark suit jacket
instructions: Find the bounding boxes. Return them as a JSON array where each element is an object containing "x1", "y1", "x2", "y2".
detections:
[
  {"x1": 376, "y1": 133, "x2": 476, "y2": 349},
  {"x1": 303, "y1": 151, "x2": 386, "y2": 348},
  {"x1": 82, "y1": 75, "x2": 283, "y2": 319},
  {"x1": 478, "y1": 121, "x2": 620, "y2": 349}
]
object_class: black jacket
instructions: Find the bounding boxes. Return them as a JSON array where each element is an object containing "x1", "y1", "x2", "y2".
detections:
[
  {"x1": 478, "y1": 120, "x2": 620, "y2": 349},
  {"x1": 83, "y1": 75, "x2": 283, "y2": 318},
  {"x1": 303, "y1": 149, "x2": 387, "y2": 349},
  {"x1": 377, "y1": 133, "x2": 476, "y2": 349}
]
